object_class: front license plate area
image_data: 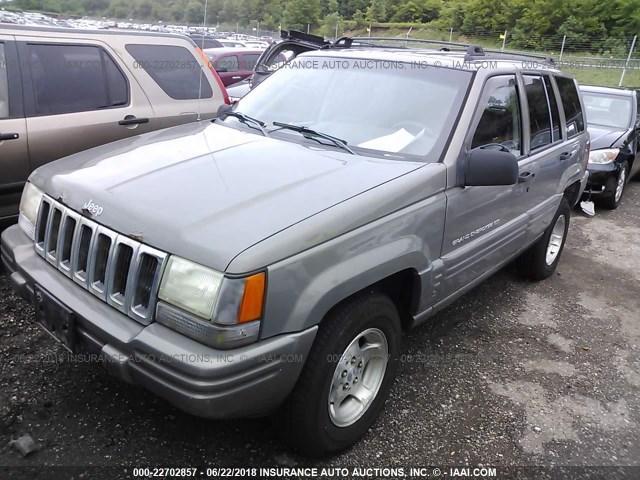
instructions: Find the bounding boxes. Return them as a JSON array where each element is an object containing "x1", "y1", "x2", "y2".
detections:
[{"x1": 34, "y1": 285, "x2": 76, "y2": 353}]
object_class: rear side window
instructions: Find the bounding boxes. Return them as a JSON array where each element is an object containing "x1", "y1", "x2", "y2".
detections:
[
  {"x1": 26, "y1": 43, "x2": 129, "y2": 115},
  {"x1": 0, "y1": 43, "x2": 8, "y2": 118},
  {"x1": 471, "y1": 75, "x2": 522, "y2": 156},
  {"x1": 214, "y1": 55, "x2": 238, "y2": 72},
  {"x1": 523, "y1": 75, "x2": 553, "y2": 150},
  {"x1": 126, "y1": 44, "x2": 212, "y2": 100},
  {"x1": 555, "y1": 76, "x2": 585, "y2": 138},
  {"x1": 243, "y1": 54, "x2": 261, "y2": 71}
]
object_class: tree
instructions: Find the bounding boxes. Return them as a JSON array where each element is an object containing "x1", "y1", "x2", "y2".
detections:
[
  {"x1": 391, "y1": 0, "x2": 442, "y2": 23},
  {"x1": 285, "y1": 0, "x2": 321, "y2": 30},
  {"x1": 366, "y1": 0, "x2": 387, "y2": 23},
  {"x1": 184, "y1": 0, "x2": 205, "y2": 24}
]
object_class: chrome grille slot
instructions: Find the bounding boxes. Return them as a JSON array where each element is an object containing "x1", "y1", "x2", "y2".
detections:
[
  {"x1": 45, "y1": 207, "x2": 62, "y2": 265},
  {"x1": 72, "y1": 221, "x2": 95, "y2": 287},
  {"x1": 34, "y1": 195, "x2": 168, "y2": 325},
  {"x1": 35, "y1": 198, "x2": 51, "y2": 255},
  {"x1": 129, "y1": 245, "x2": 167, "y2": 325},
  {"x1": 57, "y1": 210, "x2": 79, "y2": 275},
  {"x1": 111, "y1": 245, "x2": 133, "y2": 303},
  {"x1": 88, "y1": 228, "x2": 117, "y2": 300}
]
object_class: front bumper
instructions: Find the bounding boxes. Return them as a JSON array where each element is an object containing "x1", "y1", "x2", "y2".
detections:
[
  {"x1": 584, "y1": 162, "x2": 619, "y2": 198},
  {"x1": 1, "y1": 225, "x2": 316, "y2": 419}
]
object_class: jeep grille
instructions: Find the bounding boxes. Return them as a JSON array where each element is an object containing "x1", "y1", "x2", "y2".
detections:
[{"x1": 34, "y1": 196, "x2": 167, "y2": 325}]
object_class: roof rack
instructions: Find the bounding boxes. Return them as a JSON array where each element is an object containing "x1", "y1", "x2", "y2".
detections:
[
  {"x1": 330, "y1": 36, "x2": 555, "y2": 64},
  {"x1": 332, "y1": 36, "x2": 471, "y2": 50}
]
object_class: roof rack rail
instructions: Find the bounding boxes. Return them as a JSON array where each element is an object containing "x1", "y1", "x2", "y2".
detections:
[
  {"x1": 481, "y1": 49, "x2": 556, "y2": 64},
  {"x1": 330, "y1": 36, "x2": 556, "y2": 64},
  {"x1": 332, "y1": 36, "x2": 472, "y2": 50}
]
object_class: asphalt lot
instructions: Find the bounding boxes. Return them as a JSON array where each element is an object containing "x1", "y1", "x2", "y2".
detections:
[{"x1": 1, "y1": 182, "x2": 639, "y2": 477}]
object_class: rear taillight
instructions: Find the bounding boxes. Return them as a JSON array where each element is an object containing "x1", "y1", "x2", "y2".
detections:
[{"x1": 194, "y1": 46, "x2": 230, "y2": 105}]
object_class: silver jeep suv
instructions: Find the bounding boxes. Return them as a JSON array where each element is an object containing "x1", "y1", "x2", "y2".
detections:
[{"x1": 1, "y1": 42, "x2": 589, "y2": 456}]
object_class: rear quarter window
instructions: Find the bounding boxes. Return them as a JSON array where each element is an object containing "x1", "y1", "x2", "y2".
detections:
[
  {"x1": 555, "y1": 76, "x2": 585, "y2": 138},
  {"x1": 126, "y1": 44, "x2": 213, "y2": 100}
]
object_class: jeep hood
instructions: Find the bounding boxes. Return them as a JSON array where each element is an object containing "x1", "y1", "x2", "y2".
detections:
[{"x1": 30, "y1": 121, "x2": 422, "y2": 272}]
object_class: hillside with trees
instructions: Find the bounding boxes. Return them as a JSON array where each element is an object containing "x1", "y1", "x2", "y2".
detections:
[{"x1": 7, "y1": 0, "x2": 640, "y2": 50}]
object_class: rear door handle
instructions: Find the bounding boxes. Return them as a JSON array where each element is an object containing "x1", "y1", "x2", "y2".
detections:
[
  {"x1": 518, "y1": 171, "x2": 535, "y2": 183},
  {"x1": 232, "y1": 76, "x2": 241, "y2": 80},
  {"x1": 118, "y1": 117, "x2": 149, "y2": 126},
  {"x1": 0, "y1": 132, "x2": 19, "y2": 141}
]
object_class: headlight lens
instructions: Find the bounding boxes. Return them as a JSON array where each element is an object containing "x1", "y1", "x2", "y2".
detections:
[
  {"x1": 156, "y1": 256, "x2": 266, "y2": 349},
  {"x1": 158, "y1": 256, "x2": 224, "y2": 319},
  {"x1": 18, "y1": 183, "x2": 44, "y2": 240},
  {"x1": 588, "y1": 148, "x2": 619, "y2": 164}
]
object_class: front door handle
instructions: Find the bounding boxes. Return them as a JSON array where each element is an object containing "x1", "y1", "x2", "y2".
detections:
[
  {"x1": 118, "y1": 117, "x2": 149, "y2": 126},
  {"x1": 518, "y1": 171, "x2": 535, "y2": 183},
  {"x1": 0, "y1": 132, "x2": 19, "y2": 141},
  {"x1": 232, "y1": 76, "x2": 241, "y2": 80}
]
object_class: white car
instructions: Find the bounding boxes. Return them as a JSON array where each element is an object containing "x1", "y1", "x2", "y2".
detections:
[{"x1": 242, "y1": 40, "x2": 269, "y2": 48}]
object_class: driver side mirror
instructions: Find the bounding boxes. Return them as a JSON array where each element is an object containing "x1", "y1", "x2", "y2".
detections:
[{"x1": 465, "y1": 149, "x2": 519, "y2": 186}]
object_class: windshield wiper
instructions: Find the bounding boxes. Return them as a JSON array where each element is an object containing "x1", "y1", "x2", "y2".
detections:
[
  {"x1": 272, "y1": 121, "x2": 357, "y2": 155},
  {"x1": 216, "y1": 105, "x2": 269, "y2": 137}
]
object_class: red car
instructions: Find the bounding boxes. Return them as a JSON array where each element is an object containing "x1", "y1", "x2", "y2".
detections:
[{"x1": 204, "y1": 47, "x2": 264, "y2": 87}]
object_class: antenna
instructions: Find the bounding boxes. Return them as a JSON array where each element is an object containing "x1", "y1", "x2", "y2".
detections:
[{"x1": 196, "y1": 0, "x2": 208, "y2": 121}]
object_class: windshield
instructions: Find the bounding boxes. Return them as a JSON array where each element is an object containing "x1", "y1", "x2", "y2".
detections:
[
  {"x1": 582, "y1": 92, "x2": 633, "y2": 130},
  {"x1": 234, "y1": 56, "x2": 473, "y2": 160}
]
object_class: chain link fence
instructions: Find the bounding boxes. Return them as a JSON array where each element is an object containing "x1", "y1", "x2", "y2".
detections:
[{"x1": 359, "y1": 26, "x2": 640, "y2": 87}]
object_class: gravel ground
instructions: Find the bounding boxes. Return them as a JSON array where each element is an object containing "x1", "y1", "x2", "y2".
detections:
[{"x1": 1, "y1": 182, "x2": 639, "y2": 477}]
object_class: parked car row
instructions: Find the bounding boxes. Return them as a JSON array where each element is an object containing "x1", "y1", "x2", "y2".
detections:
[{"x1": 2, "y1": 30, "x2": 592, "y2": 456}]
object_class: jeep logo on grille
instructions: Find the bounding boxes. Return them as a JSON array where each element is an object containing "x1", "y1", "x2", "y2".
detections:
[{"x1": 83, "y1": 199, "x2": 104, "y2": 217}]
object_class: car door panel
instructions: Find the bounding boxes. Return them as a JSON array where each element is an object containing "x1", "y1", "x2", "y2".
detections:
[
  {"x1": 17, "y1": 39, "x2": 155, "y2": 171},
  {"x1": 441, "y1": 187, "x2": 528, "y2": 295},
  {"x1": 441, "y1": 74, "x2": 531, "y2": 298},
  {"x1": 520, "y1": 74, "x2": 568, "y2": 243},
  {"x1": 0, "y1": 36, "x2": 30, "y2": 222}
]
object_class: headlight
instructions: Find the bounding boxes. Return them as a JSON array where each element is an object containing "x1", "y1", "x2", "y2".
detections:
[
  {"x1": 158, "y1": 256, "x2": 224, "y2": 319},
  {"x1": 588, "y1": 148, "x2": 619, "y2": 165},
  {"x1": 156, "y1": 256, "x2": 266, "y2": 349},
  {"x1": 18, "y1": 183, "x2": 44, "y2": 240}
]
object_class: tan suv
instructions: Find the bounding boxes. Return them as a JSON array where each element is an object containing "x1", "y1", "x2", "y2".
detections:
[{"x1": 0, "y1": 25, "x2": 228, "y2": 227}]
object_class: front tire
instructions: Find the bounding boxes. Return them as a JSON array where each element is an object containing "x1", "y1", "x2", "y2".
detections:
[
  {"x1": 520, "y1": 198, "x2": 571, "y2": 280},
  {"x1": 600, "y1": 161, "x2": 628, "y2": 210},
  {"x1": 279, "y1": 292, "x2": 402, "y2": 457}
]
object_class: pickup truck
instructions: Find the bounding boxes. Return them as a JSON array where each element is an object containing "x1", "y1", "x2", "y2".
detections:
[{"x1": 1, "y1": 43, "x2": 589, "y2": 456}]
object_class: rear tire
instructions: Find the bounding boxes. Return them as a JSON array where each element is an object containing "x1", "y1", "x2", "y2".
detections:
[
  {"x1": 278, "y1": 292, "x2": 402, "y2": 457},
  {"x1": 600, "y1": 162, "x2": 628, "y2": 210},
  {"x1": 520, "y1": 198, "x2": 571, "y2": 281}
]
